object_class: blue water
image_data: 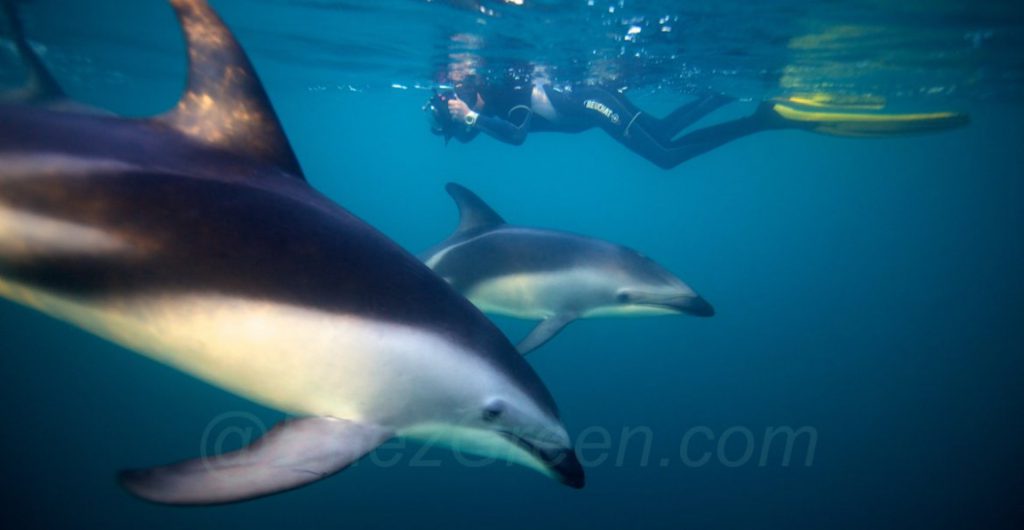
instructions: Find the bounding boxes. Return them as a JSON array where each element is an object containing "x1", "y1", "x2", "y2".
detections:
[{"x1": 1, "y1": 1, "x2": 1023, "y2": 528}]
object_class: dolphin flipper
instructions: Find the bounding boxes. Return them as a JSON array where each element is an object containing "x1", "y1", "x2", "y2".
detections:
[
  {"x1": 119, "y1": 417, "x2": 392, "y2": 505},
  {"x1": 517, "y1": 313, "x2": 577, "y2": 355}
]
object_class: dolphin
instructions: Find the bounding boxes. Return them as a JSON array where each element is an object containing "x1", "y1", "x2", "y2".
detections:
[
  {"x1": 0, "y1": 0, "x2": 583, "y2": 504},
  {"x1": 423, "y1": 183, "x2": 715, "y2": 354}
]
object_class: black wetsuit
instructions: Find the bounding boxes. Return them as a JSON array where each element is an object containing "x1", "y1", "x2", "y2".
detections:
[{"x1": 455, "y1": 84, "x2": 780, "y2": 169}]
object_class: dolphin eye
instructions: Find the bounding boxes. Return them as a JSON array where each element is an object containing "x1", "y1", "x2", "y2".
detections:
[
  {"x1": 482, "y1": 401, "x2": 505, "y2": 422},
  {"x1": 616, "y1": 292, "x2": 631, "y2": 303}
]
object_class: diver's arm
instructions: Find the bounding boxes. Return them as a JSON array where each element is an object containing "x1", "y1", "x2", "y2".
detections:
[
  {"x1": 449, "y1": 97, "x2": 531, "y2": 145},
  {"x1": 472, "y1": 112, "x2": 530, "y2": 145}
]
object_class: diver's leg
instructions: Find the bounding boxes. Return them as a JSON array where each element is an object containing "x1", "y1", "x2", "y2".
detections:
[
  {"x1": 571, "y1": 88, "x2": 681, "y2": 169},
  {"x1": 615, "y1": 114, "x2": 766, "y2": 170},
  {"x1": 613, "y1": 104, "x2": 788, "y2": 169},
  {"x1": 624, "y1": 99, "x2": 970, "y2": 169},
  {"x1": 575, "y1": 89, "x2": 772, "y2": 169},
  {"x1": 573, "y1": 86, "x2": 643, "y2": 139},
  {"x1": 615, "y1": 125, "x2": 687, "y2": 170},
  {"x1": 637, "y1": 93, "x2": 735, "y2": 142}
]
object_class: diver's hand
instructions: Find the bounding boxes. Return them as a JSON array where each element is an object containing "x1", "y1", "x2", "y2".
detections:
[{"x1": 448, "y1": 98, "x2": 471, "y2": 120}]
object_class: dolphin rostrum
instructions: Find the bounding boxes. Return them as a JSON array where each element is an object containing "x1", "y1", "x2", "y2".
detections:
[
  {"x1": 0, "y1": 0, "x2": 583, "y2": 504},
  {"x1": 423, "y1": 183, "x2": 715, "y2": 354}
]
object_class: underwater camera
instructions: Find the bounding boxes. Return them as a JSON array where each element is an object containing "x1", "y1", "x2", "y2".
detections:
[{"x1": 424, "y1": 89, "x2": 458, "y2": 142}]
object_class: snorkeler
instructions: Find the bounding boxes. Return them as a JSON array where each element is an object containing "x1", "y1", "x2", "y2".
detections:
[{"x1": 424, "y1": 77, "x2": 969, "y2": 170}]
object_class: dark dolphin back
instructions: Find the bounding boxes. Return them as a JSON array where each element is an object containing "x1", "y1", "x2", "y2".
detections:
[
  {"x1": 426, "y1": 183, "x2": 630, "y2": 294},
  {"x1": 431, "y1": 227, "x2": 623, "y2": 293}
]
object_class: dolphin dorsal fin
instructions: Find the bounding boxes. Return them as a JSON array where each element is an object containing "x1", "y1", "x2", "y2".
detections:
[
  {"x1": 1, "y1": 0, "x2": 66, "y2": 103},
  {"x1": 446, "y1": 183, "x2": 506, "y2": 234},
  {"x1": 157, "y1": 0, "x2": 304, "y2": 180}
]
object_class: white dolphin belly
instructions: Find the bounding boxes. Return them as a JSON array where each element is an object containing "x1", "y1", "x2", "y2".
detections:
[
  {"x1": 466, "y1": 270, "x2": 605, "y2": 319},
  {"x1": 465, "y1": 269, "x2": 677, "y2": 320},
  {"x1": 0, "y1": 170, "x2": 513, "y2": 435},
  {"x1": 0, "y1": 277, "x2": 496, "y2": 432},
  {"x1": 466, "y1": 272, "x2": 562, "y2": 319}
]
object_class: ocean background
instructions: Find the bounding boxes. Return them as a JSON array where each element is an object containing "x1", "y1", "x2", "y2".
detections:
[{"x1": 1, "y1": 0, "x2": 1022, "y2": 528}]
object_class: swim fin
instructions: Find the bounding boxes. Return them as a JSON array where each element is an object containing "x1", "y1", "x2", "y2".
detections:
[
  {"x1": 765, "y1": 102, "x2": 969, "y2": 138},
  {"x1": 774, "y1": 93, "x2": 886, "y2": 111}
]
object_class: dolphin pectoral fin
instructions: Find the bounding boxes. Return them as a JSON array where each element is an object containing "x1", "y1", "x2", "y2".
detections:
[
  {"x1": 517, "y1": 313, "x2": 577, "y2": 355},
  {"x1": 119, "y1": 417, "x2": 392, "y2": 505}
]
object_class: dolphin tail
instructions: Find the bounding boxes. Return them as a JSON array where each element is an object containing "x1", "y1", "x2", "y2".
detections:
[
  {"x1": 119, "y1": 417, "x2": 392, "y2": 505},
  {"x1": 1, "y1": 0, "x2": 66, "y2": 103}
]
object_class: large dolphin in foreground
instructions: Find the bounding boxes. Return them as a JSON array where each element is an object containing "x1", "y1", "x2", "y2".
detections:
[
  {"x1": 423, "y1": 184, "x2": 715, "y2": 354},
  {"x1": 0, "y1": 0, "x2": 582, "y2": 504}
]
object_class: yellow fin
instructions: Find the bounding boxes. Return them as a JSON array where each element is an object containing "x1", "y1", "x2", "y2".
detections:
[
  {"x1": 778, "y1": 93, "x2": 887, "y2": 111},
  {"x1": 770, "y1": 103, "x2": 969, "y2": 138}
]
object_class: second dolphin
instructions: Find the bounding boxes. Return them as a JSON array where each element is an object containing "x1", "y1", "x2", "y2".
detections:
[{"x1": 423, "y1": 183, "x2": 714, "y2": 354}]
